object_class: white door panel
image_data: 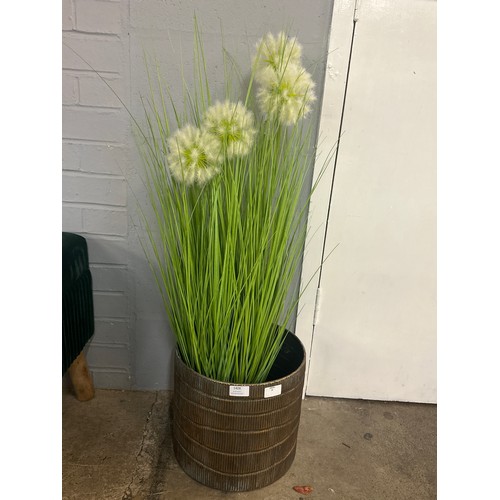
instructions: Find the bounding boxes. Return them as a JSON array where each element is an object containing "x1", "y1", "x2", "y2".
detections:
[{"x1": 299, "y1": 0, "x2": 436, "y2": 402}]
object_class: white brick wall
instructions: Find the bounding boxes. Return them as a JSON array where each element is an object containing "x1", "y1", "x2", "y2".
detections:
[
  {"x1": 86, "y1": 237, "x2": 129, "y2": 265},
  {"x1": 62, "y1": 206, "x2": 83, "y2": 233},
  {"x1": 62, "y1": 174, "x2": 127, "y2": 206},
  {"x1": 82, "y1": 208, "x2": 128, "y2": 235},
  {"x1": 62, "y1": 107, "x2": 127, "y2": 142},
  {"x1": 62, "y1": 37, "x2": 124, "y2": 72},
  {"x1": 62, "y1": 0, "x2": 132, "y2": 388},
  {"x1": 62, "y1": 0, "x2": 75, "y2": 31},
  {"x1": 78, "y1": 74, "x2": 123, "y2": 108},
  {"x1": 62, "y1": 0, "x2": 334, "y2": 391},
  {"x1": 62, "y1": 74, "x2": 78, "y2": 104},
  {"x1": 62, "y1": 143, "x2": 126, "y2": 175},
  {"x1": 90, "y1": 266, "x2": 128, "y2": 291},
  {"x1": 74, "y1": 0, "x2": 122, "y2": 35}
]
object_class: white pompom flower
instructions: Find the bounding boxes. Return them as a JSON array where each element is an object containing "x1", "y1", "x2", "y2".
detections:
[
  {"x1": 256, "y1": 63, "x2": 316, "y2": 126},
  {"x1": 253, "y1": 32, "x2": 302, "y2": 79},
  {"x1": 203, "y1": 101, "x2": 256, "y2": 159},
  {"x1": 166, "y1": 124, "x2": 221, "y2": 186}
]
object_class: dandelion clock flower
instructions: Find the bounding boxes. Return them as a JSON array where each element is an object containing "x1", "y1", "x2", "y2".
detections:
[
  {"x1": 257, "y1": 63, "x2": 316, "y2": 126},
  {"x1": 253, "y1": 32, "x2": 302, "y2": 79},
  {"x1": 167, "y1": 124, "x2": 220, "y2": 186},
  {"x1": 203, "y1": 101, "x2": 256, "y2": 159}
]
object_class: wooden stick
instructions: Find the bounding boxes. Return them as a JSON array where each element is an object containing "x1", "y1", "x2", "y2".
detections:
[{"x1": 68, "y1": 351, "x2": 95, "y2": 401}]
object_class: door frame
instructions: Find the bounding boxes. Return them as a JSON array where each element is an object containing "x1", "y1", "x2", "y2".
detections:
[{"x1": 296, "y1": 0, "x2": 358, "y2": 396}]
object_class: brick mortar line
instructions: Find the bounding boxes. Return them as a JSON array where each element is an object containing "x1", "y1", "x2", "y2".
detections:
[
  {"x1": 62, "y1": 139, "x2": 127, "y2": 146},
  {"x1": 70, "y1": 29, "x2": 122, "y2": 38},
  {"x1": 63, "y1": 104, "x2": 124, "y2": 112},
  {"x1": 75, "y1": 233, "x2": 128, "y2": 242},
  {"x1": 62, "y1": 201, "x2": 127, "y2": 209},
  {"x1": 63, "y1": 31, "x2": 122, "y2": 41},
  {"x1": 92, "y1": 315, "x2": 131, "y2": 322},
  {"x1": 67, "y1": 232, "x2": 128, "y2": 242},
  {"x1": 89, "y1": 342, "x2": 129, "y2": 348},
  {"x1": 62, "y1": 68, "x2": 121, "y2": 77},
  {"x1": 94, "y1": 315, "x2": 129, "y2": 320},
  {"x1": 65, "y1": 103, "x2": 123, "y2": 111},
  {"x1": 62, "y1": 170, "x2": 126, "y2": 180},
  {"x1": 90, "y1": 263, "x2": 128, "y2": 269},
  {"x1": 62, "y1": 137, "x2": 125, "y2": 145},
  {"x1": 88, "y1": 367, "x2": 129, "y2": 374}
]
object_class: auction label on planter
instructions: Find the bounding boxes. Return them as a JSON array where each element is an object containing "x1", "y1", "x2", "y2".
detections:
[
  {"x1": 264, "y1": 384, "x2": 282, "y2": 398},
  {"x1": 229, "y1": 385, "x2": 250, "y2": 397}
]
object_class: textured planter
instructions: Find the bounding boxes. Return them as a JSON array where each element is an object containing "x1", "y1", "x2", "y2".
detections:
[{"x1": 172, "y1": 331, "x2": 306, "y2": 492}]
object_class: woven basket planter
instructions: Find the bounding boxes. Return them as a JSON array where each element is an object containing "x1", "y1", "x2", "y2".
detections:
[{"x1": 172, "y1": 331, "x2": 306, "y2": 492}]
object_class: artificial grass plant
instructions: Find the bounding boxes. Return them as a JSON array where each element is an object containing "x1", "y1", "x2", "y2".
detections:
[{"x1": 137, "y1": 27, "x2": 327, "y2": 383}]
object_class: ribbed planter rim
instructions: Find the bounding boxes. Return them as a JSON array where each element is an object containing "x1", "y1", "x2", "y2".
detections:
[{"x1": 174, "y1": 344, "x2": 305, "y2": 387}]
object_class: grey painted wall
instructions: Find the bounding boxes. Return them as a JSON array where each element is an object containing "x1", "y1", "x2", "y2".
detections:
[{"x1": 63, "y1": 0, "x2": 334, "y2": 390}]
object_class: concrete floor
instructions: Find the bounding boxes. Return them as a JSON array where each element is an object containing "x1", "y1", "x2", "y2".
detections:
[{"x1": 62, "y1": 389, "x2": 436, "y2": 499}]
